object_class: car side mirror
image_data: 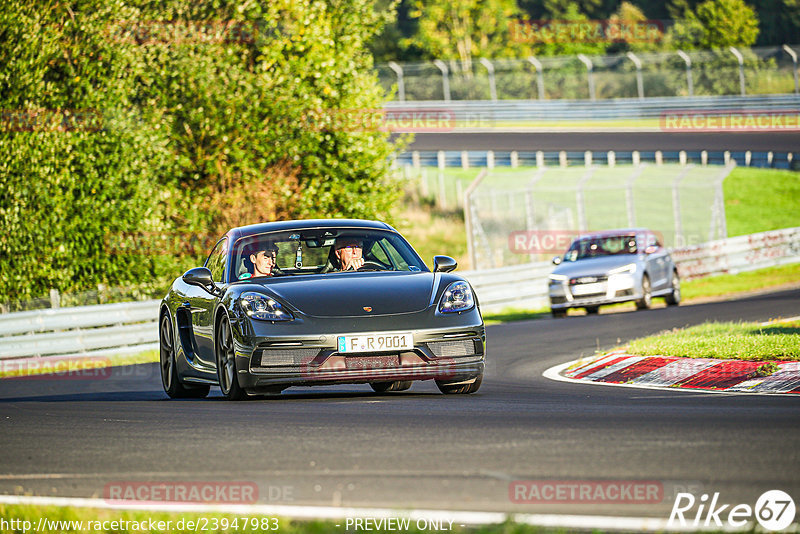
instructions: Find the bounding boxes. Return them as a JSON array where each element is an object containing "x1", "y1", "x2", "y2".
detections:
[
  {"x1": 182, "y1": 267, "x2": 217, "y2": 294},
  {"x1": 433, "y1": 255, "x2": 457, "y2": 273},
  {"x1": 552, "y1": 256, "x2": 562, "y2": 265},
  {"x1": 645, "y1": 245, "x2": 658, "y2": 254}
]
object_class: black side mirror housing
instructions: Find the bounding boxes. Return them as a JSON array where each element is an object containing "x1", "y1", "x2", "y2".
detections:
[
  {"x1": 182, "y1": 267, "x2": 217, "y2": 294},
  {"x1": 433, "y1": 255, "x2": 457, "y2": 273}
]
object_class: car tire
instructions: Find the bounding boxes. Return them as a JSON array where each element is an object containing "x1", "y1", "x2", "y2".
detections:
[
  {"x1": 216, "y1": 314, "x2": 248, "y2": 401},
  {"x1": 665, "y1": 270, "x2": 681, "y2": 306},
  {"x1": 159, "y1": 314, "x2": 209, "y2": 399},
  {"x1": 584, "y1": 306, "x2": 599, "y2": 314},
  {"x1": 436, "y1": 373, "x2": 482, "y2": 394},
  {"x1": 635, "y1": 274, "x2": 652, "y2": 310},
  {"x1": 551, "y1": 309, "x2": 567, "y2": 318},
  {"x1": 370, "y1": 381, "x2": 413, "y2": 393}
]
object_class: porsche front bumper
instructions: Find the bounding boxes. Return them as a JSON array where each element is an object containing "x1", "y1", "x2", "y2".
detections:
[{"x1": 232, "y1": 314, "x2": 486, "y2": 392}]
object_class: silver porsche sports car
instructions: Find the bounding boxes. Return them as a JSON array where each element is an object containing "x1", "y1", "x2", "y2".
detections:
[{"x1": 159, "y1": 219, "x2": 485, "y2": 400}]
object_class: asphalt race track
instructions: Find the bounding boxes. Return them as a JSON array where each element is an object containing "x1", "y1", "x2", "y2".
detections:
[
  {"x1": 1, "y1": 289, "x2": 799, "y2": 520},
  {"x1": 405, "y1": 131, "x2": 800, "y2": 153}
]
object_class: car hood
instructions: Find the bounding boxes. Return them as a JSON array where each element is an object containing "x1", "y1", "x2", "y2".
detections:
[
  {"x1": 552, "y1": 255, "x2": 640, "y2": 278},
  {"x1": 256, "y1": 271, "x2": 435, "y2": 317}
]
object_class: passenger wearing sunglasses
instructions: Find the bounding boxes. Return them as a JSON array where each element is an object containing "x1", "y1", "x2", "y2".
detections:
[
  {"x1": 240, "y1": 241, "x2": 279, "y2": 279},
  {"x1": 333, "y1": 237, "x2": 365, "y2": 271}
]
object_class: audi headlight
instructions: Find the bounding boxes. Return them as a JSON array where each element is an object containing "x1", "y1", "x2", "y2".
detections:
[
  {"x1": 438, "y1": 281, "x2": 475, "y2": 313},
  {"x1": 549, "y1": 274, "x2": 568, "y2": 283},
  {"x1": 239, "y1": 292, "x2": 293, "y2": 321},
  {"x1": 608, "y1": 263, "x2": 637, "y2": 275}
]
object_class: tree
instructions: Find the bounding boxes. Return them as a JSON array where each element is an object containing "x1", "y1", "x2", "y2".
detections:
[
  {"x1": 668, "y1": 0, "x2": 759, "y2": 49},
  {"x1": 0, "y1": 0, "x2": 404, "y2": 301},
  {"x1": 403, "y1": 0, "x2": 529, "y2": 71}
]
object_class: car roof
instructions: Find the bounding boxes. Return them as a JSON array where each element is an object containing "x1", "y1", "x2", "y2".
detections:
[
  {"x1": 225, "y1": 219, "x2": 397, "y2": 242},
  {"x1": 573, "y1": 228, "x2": 651, "y2": 240}
]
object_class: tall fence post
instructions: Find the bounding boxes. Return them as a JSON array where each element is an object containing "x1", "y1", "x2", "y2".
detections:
[
  {"x1": 577, "y1": 54, "x2": 595, "y2": 101},
  {"x1": 625, "y1": 165, "x2": 645, "y2": 227},
  {"x1": 480, "y1": 58, "x2": 497, "y2": 102},
  {"x1": 433, "y1": 60, "x2": 451, "y2": 101},
  {"x1": 575, "y1": 168, "x2": 596, "y2": 231},
  {"x1": 626, "y1": 52, "x2": 644, "y2": 100},
  {"x1": 783, "y1": 45, "x2": 799, "y2": 95},
  {"x1": 464, "y1": 169, "x2": 489, "y2": 270},
  {"x1": 527, "y1": 56, "x2": 545, "y2": 100},
  {"x1": 387, "y1": 61, "x2": 405, "y2": 102},
  {"x1": 677, "y1": 50, "x2": 693, "y2": 97},
  {"x1": 672, "y1": 166, "x2": 692, "y2": 247},
  {"x1": 730, "y1": 47, "x2": 746, "y2": 96}
]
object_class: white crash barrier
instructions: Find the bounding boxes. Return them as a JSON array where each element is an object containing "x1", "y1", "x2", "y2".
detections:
[
  {"x1": 0, "y1": 300, "x2": 160, "y2": 360},
  {"x1": 671, "y1": 227, "x2": 800, "y2": 280}
]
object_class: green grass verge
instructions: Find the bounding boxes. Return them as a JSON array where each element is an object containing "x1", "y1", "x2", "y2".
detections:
[
  {"x1": 681, "y1": 262, "x2": 800, "y2": 301},
  {"x1": 482, "y1": 307, "x2": 551, "y2": 325},
  {"x1": 724, "y1": 167, "x2": 800, "y2": 237},
  {"x1": 625, "y1": 320, "x2": 800, "y2": 361},
  {"x1": 0, "y1": 505, "x2": 566, "y2": 534}
]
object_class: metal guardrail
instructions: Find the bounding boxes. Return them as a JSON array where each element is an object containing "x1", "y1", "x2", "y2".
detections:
[
  {"x1": 1, "y1": 227, "x2": 798, "y2": 359},
  {"x1": 397, "y1": 150, "x2": 798, "y2": 170},
  {"x1": 0, "y1": 300, "x2": 160, "y2": 360},
  {"x1": 385, "y1": 94, "x2": 800, "y2": 121},
  {"x1": 462, "y1": 227, "x2": 800, "y2": 312}
]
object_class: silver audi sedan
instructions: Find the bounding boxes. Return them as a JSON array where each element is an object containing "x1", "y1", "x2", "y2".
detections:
[{"x1": 548, "y1": 229, "x2": 680, "y2": 317}]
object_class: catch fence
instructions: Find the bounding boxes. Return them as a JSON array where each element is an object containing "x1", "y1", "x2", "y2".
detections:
[{"x1": 378, "y1": 45, "x2": 800, "y2": 101}]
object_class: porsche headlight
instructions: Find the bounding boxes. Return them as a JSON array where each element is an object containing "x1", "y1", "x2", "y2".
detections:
[
  {"x1": 438, "y1": 281, "x2": 475, "y2": 313},
  {"x1": 239, "y1": 292, "x2": 293, "y2": 321}
]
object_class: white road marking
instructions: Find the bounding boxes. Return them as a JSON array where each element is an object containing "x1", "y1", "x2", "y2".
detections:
[{"x1": 0, "y1": 494, "x2": 710, "y2": 532}]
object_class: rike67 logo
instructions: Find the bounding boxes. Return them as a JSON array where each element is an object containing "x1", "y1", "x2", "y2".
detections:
[{"x1": 669, "y1": 490, "x2": 796, "y2": 531}]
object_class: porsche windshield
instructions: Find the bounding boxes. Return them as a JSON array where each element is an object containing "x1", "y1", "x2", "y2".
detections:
[
  {"x1": 563, "y1": 234, "x2": 638, "y2": 262},
  {"x1": 231, "y1": 229, "x2": 428, "y2": 280}
]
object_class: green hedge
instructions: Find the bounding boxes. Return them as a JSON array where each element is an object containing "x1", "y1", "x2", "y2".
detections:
[{"x1": 0, "y1": 0, "x2": 403, "y2": 302}]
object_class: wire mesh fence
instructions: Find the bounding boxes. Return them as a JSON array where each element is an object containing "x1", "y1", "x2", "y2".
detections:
[
  {"x1": 377, "y1": 45, "x2": 800, "y2": 101},
  {"x1": 458, "y1": 164, "x2": 732, "y2": 270}
]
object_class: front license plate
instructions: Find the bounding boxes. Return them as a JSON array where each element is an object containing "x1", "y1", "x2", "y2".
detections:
[
  {"x1": 571, "y1": 282, "x2": 605, "y2": 296},
  {"x1": 337, "y1": 332, "x2": 414, "y2": 354}
]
